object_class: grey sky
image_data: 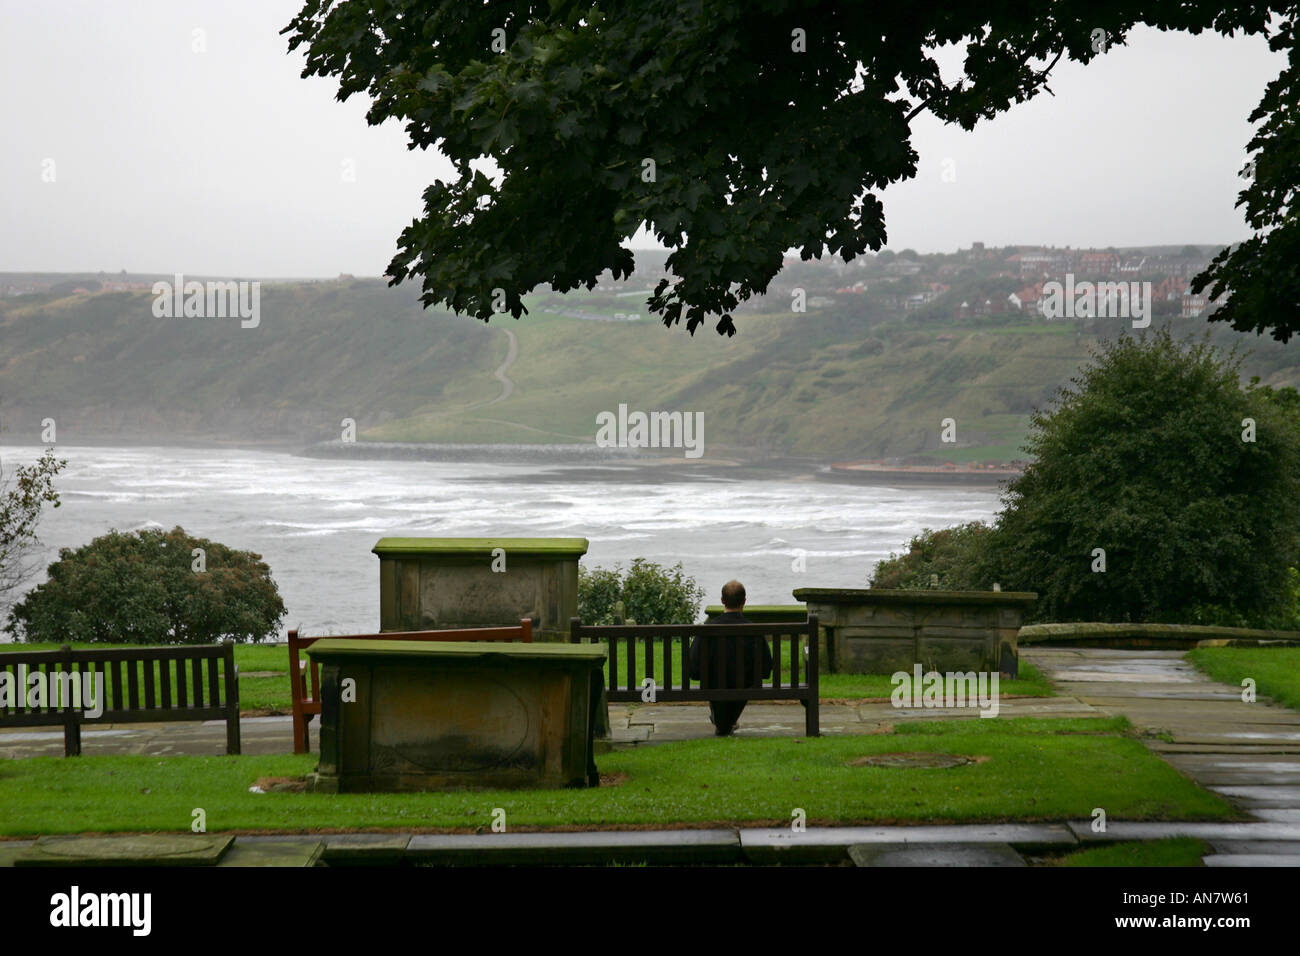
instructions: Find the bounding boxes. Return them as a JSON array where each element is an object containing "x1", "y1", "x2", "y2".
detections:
[{"x1": 0, "y1": 2, "x2": 1285, "y2": 277}]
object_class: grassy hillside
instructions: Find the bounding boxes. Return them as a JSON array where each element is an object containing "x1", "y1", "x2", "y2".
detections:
[{"x1": 1, "y1": 275, "x2": 1296, "y2": 460}]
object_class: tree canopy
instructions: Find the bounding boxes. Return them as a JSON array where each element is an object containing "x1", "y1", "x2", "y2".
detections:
[{"x1": 285, "y1": 1, "x2": 1299, "y2": 338}]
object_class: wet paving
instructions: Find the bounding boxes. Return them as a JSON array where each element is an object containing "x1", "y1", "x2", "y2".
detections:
[{"x1": 1025, "y1": 647, "x2": 1300, "y2": 865}]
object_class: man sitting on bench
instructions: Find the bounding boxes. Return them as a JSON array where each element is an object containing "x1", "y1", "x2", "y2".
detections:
[{"x1": 688, "y1": 579, "x2": 772, "y2": 737}]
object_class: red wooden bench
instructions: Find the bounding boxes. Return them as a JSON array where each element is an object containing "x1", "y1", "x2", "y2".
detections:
[{"x1": 288, "y1": 619, "x2": 532, "y2": 754}]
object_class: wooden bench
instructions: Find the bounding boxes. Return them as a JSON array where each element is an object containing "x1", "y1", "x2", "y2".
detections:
[
  {"x1": 569, "y1": 615, "x2": 819, "y2": 736},
  {"x1": 0, "y1": 643, "x2": 240, "y2": 756},
  {"x1": 288, "y1": 619, "x2": 533, "y2": 754}
]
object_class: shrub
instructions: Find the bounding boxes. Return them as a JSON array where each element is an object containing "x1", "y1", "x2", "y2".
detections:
[
  {"x1": 871, "y1": 333, "x2": 1300, "y2": 627},
  {"x1": 869, "y1": 522, "x2": 997, "y2": 590},
  {"x1": 992, "y1": 331, "x2": 1300, "y2": 624},
  {"x1": 7, "y1": 526, "x2": 286, "y2": 644},
  {"x1": 578, "y1": 558, "x2": 705, "y2": 624}
]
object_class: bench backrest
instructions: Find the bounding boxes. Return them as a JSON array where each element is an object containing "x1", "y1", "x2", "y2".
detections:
[
  {"x1": 287, "y1": 619, "x2": 533, "y2": 754},
  {"x1": 0, "y1": 643, "x2": 240, "y2": 755},
  {"x1": 569, "y1": 615, "x2": 819, "y2": 697},
  {"x1": 569, "y1": 616, "x2": 819, "y2": 736}
]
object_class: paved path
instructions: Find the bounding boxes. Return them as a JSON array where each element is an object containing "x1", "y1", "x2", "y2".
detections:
[{"x1": 1024, "y1": 647, "x2": 1300, "y2": 866}]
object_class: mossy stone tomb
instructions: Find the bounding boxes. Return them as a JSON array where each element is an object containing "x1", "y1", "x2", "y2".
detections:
[
  {"x1": 375, "y1": 537, "x2": 587, "y2": 641},
  {"x1": 307, "y1": 640, "x2": 607, "y2": 792},
  {"x1": 792, "y1": 588, "x2": 1036, "y2": 676}
]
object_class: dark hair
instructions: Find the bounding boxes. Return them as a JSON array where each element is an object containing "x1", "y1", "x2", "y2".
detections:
[{"x1": 721, "y1": 579, "x2": 746, "y2": 609}]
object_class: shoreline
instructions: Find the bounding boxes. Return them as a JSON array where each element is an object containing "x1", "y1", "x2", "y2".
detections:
[{"x1": 8, "y1": 437, "x2": 1023, "y2": 487}]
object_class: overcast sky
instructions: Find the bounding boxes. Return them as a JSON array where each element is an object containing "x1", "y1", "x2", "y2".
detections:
[{"x1": 0, "y1": 1, "x2": 1285, "y2": 277}]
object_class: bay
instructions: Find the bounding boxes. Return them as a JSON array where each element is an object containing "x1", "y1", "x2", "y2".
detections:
[{"x1": 0, "y1": 444, "x2": 1003, "y2": 638}]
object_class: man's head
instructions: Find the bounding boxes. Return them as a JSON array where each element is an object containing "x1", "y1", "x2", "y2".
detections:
[{"x1": 721, "y1": 579, "x2": 746, "y2": 611}]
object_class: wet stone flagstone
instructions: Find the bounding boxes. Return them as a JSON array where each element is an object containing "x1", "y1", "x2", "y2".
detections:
[
  {"x1": 15, "y1": 834, "x2": 234, "y2": 867},
  {"x1": 848, "y1": 842, "x2": 1026, "y2": 867}
]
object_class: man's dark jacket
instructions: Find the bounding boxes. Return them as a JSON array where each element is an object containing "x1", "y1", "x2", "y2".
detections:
[{"x1": 688, "y1": 610, "x2": 773, "y2": 689}]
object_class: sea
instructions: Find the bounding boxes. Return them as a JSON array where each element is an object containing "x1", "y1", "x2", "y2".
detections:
[{"x1": 0, "y1": 444, "x2": 1004, "y2": 639}]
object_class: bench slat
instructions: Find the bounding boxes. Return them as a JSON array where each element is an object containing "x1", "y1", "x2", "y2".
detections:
[
  {"x1": 207, "y1": 655, "x2": 219, "y2": 707},
  {"x1": 129, "y1": 659, "x2": 141, "y2": 710},
  {"x1": 111, "y1": 660, "x2": 123, "y2": 712},
  {"x1": 192, "y1": 657, "x2": 204, "y2": 709},
  {"x1": 159, "y1": 657, "x2": 170, "y2": 709}
]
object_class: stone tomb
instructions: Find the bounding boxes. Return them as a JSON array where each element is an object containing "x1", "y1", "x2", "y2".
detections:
[
  {"x1": 375, "y1": 537, "x2": 587, "y2": 642},
  {"x1": 792, "y1": 588, "x2": 1036, "y2": 675},
  {"x1": 307, "y1": 639, "x2": 607, "y2": 792}
]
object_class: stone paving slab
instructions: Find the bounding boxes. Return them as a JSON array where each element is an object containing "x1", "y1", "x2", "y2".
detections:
[
  {"x1": 216, "y1": 840, "x2": 323, "y2": 867},
  {"x1": 14, "y1": 834, "x2": 234, "y2": 866},
  {"x1": 847, "y1": 842, "x2": 1025, "y2": 867},
  {"x1": 1174, "y1": 732, "x2": 1300, "y2": 743},
  {"x1": 319, "y1": 833, "x2": 412, "y2": 864},
  {"x1": 1068, "y1": 821, "x2": 1300, "y2": 842},
  {"x1": 1209, "y1": 786, "x2": 1300, "y2": 807},
  {"x1": 1162, "y1": 755, "x2": 1300, "y2": 785},
  {"x1": 1151, "y1": 743, "x2": 1300, "y2": 755},
  {"x1": 1204, "y1": 854, "x2": 1300, "y2": 867},
  {"x1": 740, "y1": 824, "x2": 1076, "y2": 864},
  {"x1": 1208, "y1": 838, "x2": 1300, "y2": 854},
  {"x1": 407, "y1": 829, "x2": 743, "y2": 866},
  {"x1": 0, "y1": 841, "x2": 36, "y2": 867},
  {"x1": 1245, "y1": 809, "x2": 1300, "y2": 823}
]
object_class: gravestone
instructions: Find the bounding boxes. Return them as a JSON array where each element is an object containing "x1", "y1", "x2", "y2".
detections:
[
  {"x1": 375, "y1": 537, "x2": 587, "y2": 642},
  {"x1": 792, "y1": 587, "x2": 1036, "y2": 675},
  {"x1": 307, "y1": 639, "x2": 607, "y2": 792}
]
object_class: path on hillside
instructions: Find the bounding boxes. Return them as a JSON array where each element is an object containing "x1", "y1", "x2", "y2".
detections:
[
  {"x1": 1024, "y1": 647, "x2": 1300, "y2": 865},
  {"x1": 482, "y1": 328, "x2": 517, "y2": 406}
]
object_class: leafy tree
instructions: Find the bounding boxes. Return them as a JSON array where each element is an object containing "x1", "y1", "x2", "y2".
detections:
[
  {"x1": 285, "y1": 1, "x2": 1298, "y2": 338},
  {"x1": 990, "y1": 330, "x2": 1300, "y2": 624},
  {"x1": 578, "y1": 558, "x2": 705, "y2": 624},
  {"x1": 7, "y1": 526, "x2": 286, "y2": 644},
  {"x1": 1192, "y1": 29, "x2": 1300, "y2": 342},
  {"x1": 870, "y1": 522, "x2": 997, "y2": 590},
  {"x1": 0, "y1": 448, "x2": 65, "y2": 610}
]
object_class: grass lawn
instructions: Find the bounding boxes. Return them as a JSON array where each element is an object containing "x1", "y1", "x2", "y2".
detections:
[
  {"x1": 1052, "y1": 838, "x2": 1209, "y2": 867},
  {"x1": 0, "y1": 717, "x2": 1238, "y2": 836},
  {"x1": 2, "y1": 642, "x2": 1054, "y2": 715},
  {"x1": 1184, "y1": 648, "x2": 1300, "y2": 710}
]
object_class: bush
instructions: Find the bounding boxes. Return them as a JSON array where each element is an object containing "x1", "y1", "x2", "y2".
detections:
[
  {"x1": 578, "y1": 558, "x2": 705, "y2": 624},
  {"x1": 871, "y1": 332, "x2": 1300, "y2": 627},
  {"x1": 7, "y1": 526, "x2": 286, "y2": 644},
  {"x1": 992, "y1": 331, "x2": 1300, "y2": 624},
  {"x1": 869, "y1": 522, "x2": 997, "y2": 590}
]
